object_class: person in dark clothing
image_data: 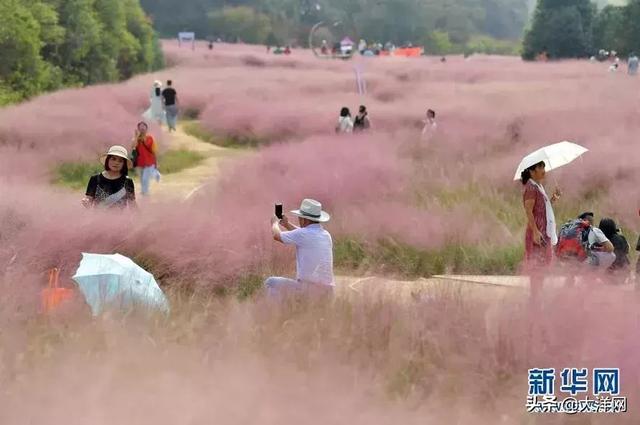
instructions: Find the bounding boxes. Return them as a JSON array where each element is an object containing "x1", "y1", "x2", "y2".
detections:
[
  {"x1": 353, "y1": 105, "x2": 371, "y2": 132},
  {"x1": 162, "y1": 80, "x2": 178, "y2": 132},
  {"x1": 599, "y1": 218, "x2": 630, "y2": 283},
  {"x1": 82, "y1": 145, "x2": 136, "y2": 209}
]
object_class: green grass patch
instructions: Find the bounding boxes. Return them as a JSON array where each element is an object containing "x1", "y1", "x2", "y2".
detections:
[
  {"x1": 183, "y1": 120, "x2": 262, "y2": 148},
  {"x1": 53, "y1": 162, "x2": 104, "y2": 190},
  {"x1": 53, "y1": 149, "x2": 205, "y2": 189},
  {"x1": 335, "y1": 237, "x2": 523, "y2": 278},
  {"x1": 180, "y1": 107, "x2": 201, "y2": 120},
  {"x1": 158, "y1": 149, "x2": 205, "y2": 174},
  {"x1": 235, "y1": 274, "x2": 264, "y2": 300}
]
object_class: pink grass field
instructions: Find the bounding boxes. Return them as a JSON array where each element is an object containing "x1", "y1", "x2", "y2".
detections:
[{"x1": 0, "y1": 41, "x2": 639, "y2": 423}]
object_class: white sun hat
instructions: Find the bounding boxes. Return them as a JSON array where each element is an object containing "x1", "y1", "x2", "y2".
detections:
[
  {"x1": 100, "y1": 145, "x2": 133, "y2": 169},
  {"x1": 290, "y1": 199, "x2": 331, "y2": 223}
]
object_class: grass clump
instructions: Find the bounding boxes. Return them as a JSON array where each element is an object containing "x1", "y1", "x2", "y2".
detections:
[
  {"x1": 183, "y1": 120, "x2": 262, "y2": 148},
  {"x1": 335, "y1": 237, "x2": 523, "y2": 278},
  {"x1": 53, "y1": 162, "x2": 103, "y2": 190},
  {"x1": 53, "y1": 149, "x2": 205, "y2": 189},
  {"x1": 158, "y1": 149, "x2": 205, "y2": 174}
]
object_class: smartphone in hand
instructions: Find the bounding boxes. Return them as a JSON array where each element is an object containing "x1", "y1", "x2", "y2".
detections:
[{"x1": 275, "y1": 203, "x2": 283, "y2": 219}]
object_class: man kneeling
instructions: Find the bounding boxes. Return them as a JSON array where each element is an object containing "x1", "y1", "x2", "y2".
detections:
[{"x1": 266, "y1": 199, "x2": 334, "y2": 297}]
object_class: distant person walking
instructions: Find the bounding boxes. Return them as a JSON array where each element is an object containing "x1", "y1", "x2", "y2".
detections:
[
  {"x1": 82, "y1": 145, "x2": 136, "y2": 209},
  {"x1": 628, "y1": 53, "x2": 639, "y2": 75},
  {"x1": 132, "y1": 122, "x2": 159, "y2": 196},
  {"x1": 162, "y1": 80, "x2": 178, "y2": 132},
  {"x1": 336, "y1": 107, "x2": 353, "y2": 134},
  {"x1": 266, "y1": 199, "x2": 334, "y2": 298},
  {"x1": 143, "y1": 80, "x2": 165, "y2": 126},
  {"x1": 353, "y1": 105, "x2": 371, "y2": 132}
]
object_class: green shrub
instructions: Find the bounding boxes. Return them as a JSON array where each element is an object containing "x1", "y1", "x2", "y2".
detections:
[
  {"x1": 335, "y1": 237, "x2": 523, "y2": 278},
  {"x1": 159, "y1": 149, "x2": 205, "y2": 174},
  {"x1": 53, "y1": 161, "x2": 103, "y2": 190},
  {"x1": 183, "y1": 121, "x2": 261, "y2": 148},
  {"x1": 464, "y1": 36, "x2": 521, "y2": 56},
  {"x1": 181, "y1": 108, "x2": 201, "y2": 120},
  {"x1": 53, "y1": 150, "x2": 205, "y2": 189}
]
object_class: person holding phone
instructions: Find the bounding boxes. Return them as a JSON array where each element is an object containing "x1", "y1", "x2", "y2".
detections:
[
  {"x1": 132, "y1": 121, "x2": 158, "y2": 196},
  {"x1": 267, "y1": 199, "x2": 334, "y2": 297},
  {"x1": 521, "y1": 161, "x2": 561, "y2": 298}
]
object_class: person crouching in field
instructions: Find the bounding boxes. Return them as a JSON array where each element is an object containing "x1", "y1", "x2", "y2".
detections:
[
  {"x1": 82, "y1": 145, "x2": 136, "y2": 209},
  {"x1": 599, "y1": 217, "x2": 630, "y2": 283},
  {"x1": 336, "y1": 107, "x2": 354, "y2": 134},
  {"x1": 266, "y1": 199, "x2": 335, "y2": 298},
  {"x1": 353, "y1": 105, "x2": 371, "y2": 132}
]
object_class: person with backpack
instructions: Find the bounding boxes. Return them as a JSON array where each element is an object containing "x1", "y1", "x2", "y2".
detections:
[
  {"x1": 556, "y1": 213, "x2": 592, "y2": 263},
  {"x1": 131, "y1": 121, "x2": 159, "y2": 196},
  {"x1": 599, "y1": 218, "x2": 630, "y2": 282},
  {"x1": 579, "y1": 212, "x2": 616, "y2": 269},
  {"x1": 353, "y1": 105, "x2": 371, "y2": 132}
]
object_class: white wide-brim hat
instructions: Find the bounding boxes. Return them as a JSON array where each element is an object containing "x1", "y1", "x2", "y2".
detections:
[
  {"x1": 100, "y1": 145, "x2": 133, "y2": 169},
  {"x1": 290, "y1": 199, "x2": 331, "y2": 223},
  {"x1": 153, "y1": 80, "x2": 162, "y2": 87}
]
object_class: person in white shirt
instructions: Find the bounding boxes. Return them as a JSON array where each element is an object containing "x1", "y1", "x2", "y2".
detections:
[
  {"x1": 422, "y1": 109, "x2": 437, "y2": 139},
  {"x1": 267, "y1": 199, "x2": 334, "y2": 297},
  {"x1": 336, "y1": 107, "x2": 354, "y2": 134},
  {"x1": 579, "y1": 212, "x2": 616, "y2": 269}
]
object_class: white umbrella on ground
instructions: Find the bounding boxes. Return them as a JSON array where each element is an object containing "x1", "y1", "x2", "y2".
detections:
[
  {"x1": 513, "y1": 141, "x2": 588, "y2": 181},
  {"x1": 72, "y1": 253, "x2": 170, "y2": 316}
]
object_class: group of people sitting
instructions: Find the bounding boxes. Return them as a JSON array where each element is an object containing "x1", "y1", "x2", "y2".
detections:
[
  {"x1": 336, "y1": 105, "x2": 371, "y2": 134},
  {"x1": 556, "y1": 211, "x2": 631, "y2": 282},
  {"x1": 522, "y1": 160, "x2": 634, "y2": 287},
  {"x1": 336, "y1": 106, "x2": 437, "y2": 137}
]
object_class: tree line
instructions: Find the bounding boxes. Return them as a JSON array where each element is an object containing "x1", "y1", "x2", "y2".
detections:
[
  {"x1": 141, "y1": 0, "x2": 529, "y2": 55},
  {"x1": 523, "y1": 0, "x2": 640, "y2": 60},
  {"x1": 0, "y1": 0, "x2": 163, "y2": 105}
]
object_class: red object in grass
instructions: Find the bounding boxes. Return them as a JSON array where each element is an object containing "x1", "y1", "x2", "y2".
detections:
[{"x1": 41, "y1": 268, "x2": 74, "y2": 313}]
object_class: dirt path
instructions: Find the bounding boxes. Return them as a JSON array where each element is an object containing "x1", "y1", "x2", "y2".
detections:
[{"x1": 146, "y1": 123, "x2": 248, "y2": 201}]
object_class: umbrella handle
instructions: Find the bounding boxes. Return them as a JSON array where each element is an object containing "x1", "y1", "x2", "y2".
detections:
[{"x1": 48, "y1": 268, "x2": 60, "y2": 289}]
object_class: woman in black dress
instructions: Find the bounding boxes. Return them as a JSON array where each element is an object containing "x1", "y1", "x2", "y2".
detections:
[{"x1": 82, "y1": 145, "x2": 136, "y2": 209}]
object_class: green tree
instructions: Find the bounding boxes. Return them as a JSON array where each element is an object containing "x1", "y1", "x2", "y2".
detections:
[
  {"x1": 0, "y1": 0, "x2": 162, "y2": 104},
  {"x1": 522, "y1": 0, "x2": 595, "y2": 59},
  {"x1": 57, "y1": 0, "x2": 103, "y2": 83},
  {"x1": 141, "y1": 0, "x2": 530, "y2": 48},
  {"x1": 618, "y1": 0, "x2": 640, "y2": 55},
  {"x1": 0, "y1": 0, "x2": 52, "y2": 101},
  {"x1": 425, "y1": 30, "x2": 454, "y2": 54},
  {"x1": 208, "y1": 6, "x2": 273, "y2": 43},
  {"x1": 593, "y1": 5, "x2": 625, "y2": 52},
  {"x1": 483, "y1": 0, "x2": 529, "y2": 39}
]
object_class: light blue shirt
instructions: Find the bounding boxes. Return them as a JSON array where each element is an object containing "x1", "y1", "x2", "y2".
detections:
[{"x1": 281, "y1": 224, "x2": 334, "y2": 286}]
